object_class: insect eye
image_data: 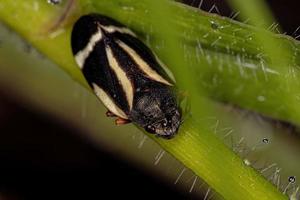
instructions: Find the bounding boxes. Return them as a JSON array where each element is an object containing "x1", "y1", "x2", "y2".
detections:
[{"x1": 145, "y1": 125, "x2": 156, "y2": 134}]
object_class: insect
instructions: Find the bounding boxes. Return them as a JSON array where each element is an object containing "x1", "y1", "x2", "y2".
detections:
[{"x1": 71, "y1": 14, "x2": 181, "y2": 138}]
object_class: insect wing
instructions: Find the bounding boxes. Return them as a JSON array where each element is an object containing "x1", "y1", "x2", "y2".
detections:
[
  {"x1": 71, "y1": 15, "x2": 130, "y2": 118},
  {"x1": 71, "y1": 14, "x2": 176, "y2": 120}
]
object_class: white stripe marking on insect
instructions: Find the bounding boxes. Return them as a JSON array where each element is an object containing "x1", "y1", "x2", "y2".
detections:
[
  {"x1": 101, "y1": 25, "x2": 136, "y2": 37},
  {"x1": 106, "y1": 46, "x2": 134, "y2": 109},
  {"x1": 117, "y1": 40, "x2": 173, "y2": 86},
  {"x1": 92, "y1": 83, "x2": 128, "y2": 119},
  {"x1": 75, "y1": 29, "x2": 102, "y2": 68}
]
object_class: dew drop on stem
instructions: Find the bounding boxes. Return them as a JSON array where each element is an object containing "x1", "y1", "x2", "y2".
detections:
[
  {"x1": 210, "y1": 21, "x2": 219, "y2": 30},
  {"x1": 47, "y1": 0, "x2": 61, "y2": 5},
  {"x1": 289, "y1": 176, "x2": 296, "y2": 184}
]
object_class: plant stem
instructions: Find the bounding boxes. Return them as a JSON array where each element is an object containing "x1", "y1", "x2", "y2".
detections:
[{"x1": 0, "y1": 0, "x2": 294, "y2": 199}]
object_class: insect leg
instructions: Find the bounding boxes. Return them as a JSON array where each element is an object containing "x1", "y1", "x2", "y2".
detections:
[{"x1": 115, "y1": 117, "x2": 131, "y2": 125}]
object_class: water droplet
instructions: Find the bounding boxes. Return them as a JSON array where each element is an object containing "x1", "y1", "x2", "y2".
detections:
[
  {"x1": 289, "y1": 176, "x2": 296, "y2": 183},
  {"x1": 243, "y1": 159, "x2": 251, "y2": 166},
  {"x1": 47, "y1": 0, "x2": 61, "y2": 5},
  {"x1": 122, "y1": 6, "x2": 134, "y2": 11},
  {"x1": 262, "y1": 138, "x2": 269, "y2": 144},
  {"x1": 210, "y1": 21, "x2": 219, "y2": 30}
]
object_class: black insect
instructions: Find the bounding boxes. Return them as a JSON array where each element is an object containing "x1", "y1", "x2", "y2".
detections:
[{"x1": 71, "y1": 14, "x2": 181, "y2": 138}]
